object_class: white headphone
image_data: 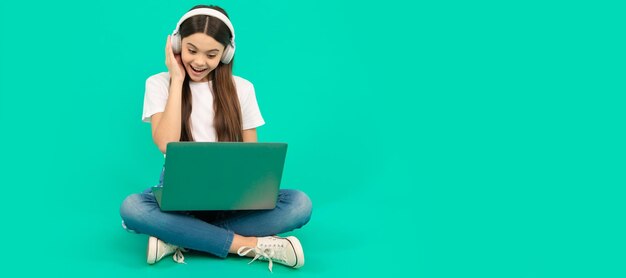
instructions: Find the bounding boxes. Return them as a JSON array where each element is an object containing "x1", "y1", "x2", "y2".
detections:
[{"x1": 170, "y1": 8, "x2": 236, "y2": 64}]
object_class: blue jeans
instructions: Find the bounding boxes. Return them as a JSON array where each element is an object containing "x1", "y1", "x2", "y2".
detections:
[{"x1": 119, "y1": 168, "x2": 313, "y2": 258}]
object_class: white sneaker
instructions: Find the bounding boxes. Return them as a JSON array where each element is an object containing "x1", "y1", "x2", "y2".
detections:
[
  {"x1": 237, "y1": 236, "x2": 305, "y2": 272},
  {"x1": 146, "y1": 236, "x2": 187, "y2": 264}
]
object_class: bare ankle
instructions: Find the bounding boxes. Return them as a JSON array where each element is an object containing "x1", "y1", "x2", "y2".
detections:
[{"x1": 229, "y1": 234, "x2": 258, "y2": 255}]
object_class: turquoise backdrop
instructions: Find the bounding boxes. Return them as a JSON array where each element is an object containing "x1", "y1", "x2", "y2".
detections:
[{"x1": 0, "y1": 0, "x2": 624, "y2": 277}]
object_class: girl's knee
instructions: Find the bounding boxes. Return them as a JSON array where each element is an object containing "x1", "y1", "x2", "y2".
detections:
[
  {"x1": 281, "y1": 190, "x2": 313, "y2": 226},
  {"x1": 120, "y1": 193, "x2": 151, "y2": 221}
]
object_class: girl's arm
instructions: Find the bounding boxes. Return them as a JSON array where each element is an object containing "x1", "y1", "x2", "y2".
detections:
[
  {"x1": 150, "y1": 35, "x2": 187, "y2": 154},
  {"x1": 151, "y1": 79, "x2": 184, "y2": 154},
  {"x1": 242, "y1": 128, "x2": 258, "y2": 142}
]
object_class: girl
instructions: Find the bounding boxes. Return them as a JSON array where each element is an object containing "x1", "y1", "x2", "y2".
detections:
[{"x1": 119, "y1": 5, "x2": 312, "y2": 272}]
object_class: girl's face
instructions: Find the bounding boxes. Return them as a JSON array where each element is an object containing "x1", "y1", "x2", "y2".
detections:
[{"x1": 181, "y1": 33, "x2": 226, "y2": 82}]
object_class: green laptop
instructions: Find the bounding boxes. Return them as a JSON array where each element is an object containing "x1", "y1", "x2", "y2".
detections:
[{"x1": 152, "y1": 142, "x2": 288, "y2": 211}]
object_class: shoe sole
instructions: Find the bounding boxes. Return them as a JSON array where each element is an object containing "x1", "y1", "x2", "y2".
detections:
[
  {"x1": 284, "y1": 236, "x2": 305, "y2": 268},
  {"x1": 147, "y1": 236, "x2": 158, "y2": 264}
]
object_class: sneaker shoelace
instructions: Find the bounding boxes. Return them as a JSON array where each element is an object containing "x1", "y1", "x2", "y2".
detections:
[
  {"x1": 237, "y1": 246, "x2": 287, "y2": 272},
  {"x1": 172, "y1": 247, "x2": 188, "y2": 264}
]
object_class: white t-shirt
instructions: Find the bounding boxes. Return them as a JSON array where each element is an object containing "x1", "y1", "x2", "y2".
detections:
[{"x1": 142, "y1": 72, "x2": 265, "y2": 142}]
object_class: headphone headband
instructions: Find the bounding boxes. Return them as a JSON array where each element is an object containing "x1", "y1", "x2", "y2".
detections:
[{"x1": 172, "y1": 8, "x2": 236, "y2": 42}]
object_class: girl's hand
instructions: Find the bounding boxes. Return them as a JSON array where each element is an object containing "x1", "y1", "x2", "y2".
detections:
[{"x1": 165, "y1": 35, "x2": 186, "y2": 82}]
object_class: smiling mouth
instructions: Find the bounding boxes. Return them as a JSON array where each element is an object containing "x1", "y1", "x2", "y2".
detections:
[{"x1": 190, "y1": 65, "x2": 208, "y2": 74}]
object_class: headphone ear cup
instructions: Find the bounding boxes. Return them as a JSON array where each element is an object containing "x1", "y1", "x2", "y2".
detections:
[
  {"x1": 171, "y1": 33, "x2": 182, "y2": 54},
  {"x1": 221, "y1": 44, "x2": 234, "y2": 64}
]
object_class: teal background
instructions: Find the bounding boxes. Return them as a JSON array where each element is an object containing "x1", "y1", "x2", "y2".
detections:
[{"x1": 0, "y1": 0, "x2": 624, "y2": 277}]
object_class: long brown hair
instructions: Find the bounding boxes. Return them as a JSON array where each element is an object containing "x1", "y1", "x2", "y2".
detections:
[{"x1": 177, "y1": 5, "x2": 243, "y2": 142}]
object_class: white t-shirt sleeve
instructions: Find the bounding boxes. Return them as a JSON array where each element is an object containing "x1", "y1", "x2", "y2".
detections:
[
  {"x1": 142, "y1": 73, "x2": 169, "y2": 123},
  {"x1": 238, "y1": 78, "x2": 266, "y2": 130}
]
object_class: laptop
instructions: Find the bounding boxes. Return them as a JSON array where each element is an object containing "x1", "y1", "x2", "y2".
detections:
[{"x1": 152, "y1": 142, "x2": 288, "y2": 211}]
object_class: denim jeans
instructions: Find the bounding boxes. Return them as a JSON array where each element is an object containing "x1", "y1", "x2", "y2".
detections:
[{"x1": 119, "y1": 167, "x2": 313, "y2": 258}]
